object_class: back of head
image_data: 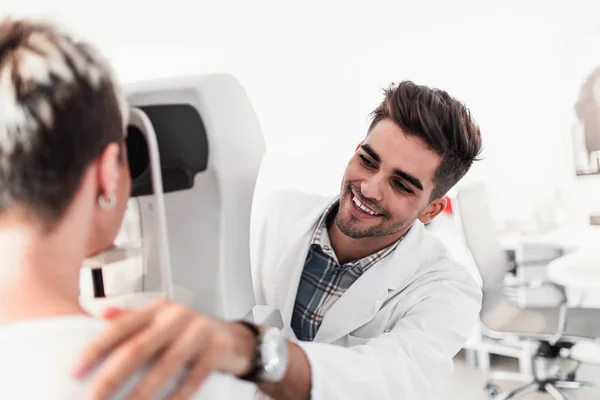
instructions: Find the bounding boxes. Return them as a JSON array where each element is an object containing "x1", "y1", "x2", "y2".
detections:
[
  {"x1": 369, "y1": 81, "x2": 482, "y2": 200},
  {"x1": 0, "y1": 18, "x2": 128, "y2": 228}
]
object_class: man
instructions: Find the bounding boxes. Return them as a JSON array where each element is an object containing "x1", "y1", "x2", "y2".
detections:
[{"x1": 75, "y1": 81, "x2": 483, "y2": 399}]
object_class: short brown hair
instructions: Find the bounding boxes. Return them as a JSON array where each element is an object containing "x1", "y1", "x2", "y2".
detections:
[
  {"x1": 369, "y1": 81, "x2": 482, "y2": 200},
  {"x1": 0, "y1": 18, "x2": 127, "y2": 226}
]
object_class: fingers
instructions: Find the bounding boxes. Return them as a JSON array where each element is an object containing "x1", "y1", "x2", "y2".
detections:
[
  {"x1": 125, "y1": 316, "x2": 207, "y2": 400},
  {"x1": 84, "y1": 302, "x2": 190, "y2": 400},
  {"x1": 72, "y1": 296, "x2": 167, "y2": 378},
  {"x1": 166, "y1": 362, "x2": 212, "y2": 400}
]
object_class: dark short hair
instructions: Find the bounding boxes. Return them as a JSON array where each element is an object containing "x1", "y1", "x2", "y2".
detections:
[
  {"x1": 0, "y1": 18, "x2": 128, "y2": 227},
  {"x1": 368, "y1": 81, "x2": 482, "y2": 200}
]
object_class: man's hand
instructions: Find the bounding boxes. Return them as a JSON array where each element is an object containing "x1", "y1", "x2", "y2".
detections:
[{"x1": 72, "y1": 297, "x2": 258, "y2": 400}]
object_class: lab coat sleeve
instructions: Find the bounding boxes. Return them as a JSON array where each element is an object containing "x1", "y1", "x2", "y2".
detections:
[{"x1": 295, "y1": 270, "x2": 482, "y2": 400}]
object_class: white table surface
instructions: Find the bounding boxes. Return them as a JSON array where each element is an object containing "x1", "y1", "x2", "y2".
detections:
[
  {"x1": 499, "y1": 225, "x2": 600, "y2": 253},
  {"x1": 547, "y1": 251, "x2": 600, "y2": 290},
  {"x1": 550, "y1": 251, "x2": 600, "y2": 366},
  {"x1": 547, "y1": 250, "x2": 600, "y2": 308}
]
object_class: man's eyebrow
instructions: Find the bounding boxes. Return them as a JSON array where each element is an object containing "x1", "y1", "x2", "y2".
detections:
[
  {"x1": 361, "y1": 144, "x2": 380, "y2": 163},
  {"x1": 392, "y1": 168, "x2": 423, "y2": 191},
  {"x1": 360, "y1": 144, "x2": 423, "y2": 191}
]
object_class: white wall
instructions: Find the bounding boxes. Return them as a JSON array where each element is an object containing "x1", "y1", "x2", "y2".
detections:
[{"x1": 4, "y1": 0, "x2": 600, "y2": 228}]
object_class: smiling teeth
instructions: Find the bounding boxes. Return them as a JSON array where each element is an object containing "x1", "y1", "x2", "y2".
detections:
[{"x1": 353, "y1": 196, "x2": 379, "y2": 215}]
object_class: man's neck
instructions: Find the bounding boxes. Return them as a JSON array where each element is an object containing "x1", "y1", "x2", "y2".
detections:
[{"x1": 327, "y1": 217, "x2": 410, "y2": 265}]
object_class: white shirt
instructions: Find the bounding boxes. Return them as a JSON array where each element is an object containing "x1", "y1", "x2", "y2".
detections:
[{"x1": 0, "y1": 315, "x2": 256, "y2": 399}]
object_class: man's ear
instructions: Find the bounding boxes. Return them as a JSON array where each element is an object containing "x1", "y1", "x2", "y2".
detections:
[{"x1": 418, "y1": 197, "x2": 447, "y2": 224}]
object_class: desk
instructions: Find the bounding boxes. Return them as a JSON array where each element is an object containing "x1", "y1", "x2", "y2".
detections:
[
  {"x1": 499, "y1": 225, "x2": 600, "y2": 255},
  {"x1": 547, "y1": 251, "x2": 600, "y2": 308},
  {"x1": 498, "y1": 226, "x2": 600, "y2": 284},
  {"x1": 547, "y1": 250, "x2": 600, "y2": 366}
]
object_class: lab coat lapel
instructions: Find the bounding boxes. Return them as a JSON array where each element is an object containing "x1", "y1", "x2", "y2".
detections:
[
  {"x1": 313, "y1": 222, "x2": 426, "y2": 343},
  {"x1": 312, "y1": 258, "x2": 389, "y2": 343},
  {"x1": 273, "y1": 195, "x2": 337, "y2": 338},
  {"x1": 274, "y1": 229, "x2": 312, "y2": 338}
]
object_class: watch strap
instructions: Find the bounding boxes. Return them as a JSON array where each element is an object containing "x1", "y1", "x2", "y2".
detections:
[{"x1": 237, "y1": 320, "x2": 262, "y2": 382}]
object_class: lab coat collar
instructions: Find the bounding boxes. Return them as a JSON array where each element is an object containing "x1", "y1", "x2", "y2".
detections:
[
  {"x1": 313, "y1": 220, "x2": 426, "y2": 343},
  {"x1": 274, "y1": 192, "x2": 427, "y2": 343}
]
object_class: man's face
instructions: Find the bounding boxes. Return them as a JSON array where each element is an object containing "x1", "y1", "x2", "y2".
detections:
[{"x1": 336, "y1": 118, "x2": 442, "y2": 239}]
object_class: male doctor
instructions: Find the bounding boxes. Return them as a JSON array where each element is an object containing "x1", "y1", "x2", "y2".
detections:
[{"x1": 74, "y1": 81, "x2": 483, "y2": 399}]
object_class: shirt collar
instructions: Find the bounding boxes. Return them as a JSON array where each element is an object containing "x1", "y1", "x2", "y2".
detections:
[
  {"x1": 311, "y1": 197, "x2": 405, "y2": 271},
  {"x1": 310, "y1": 197, "x2": 338, "y2": 246}
]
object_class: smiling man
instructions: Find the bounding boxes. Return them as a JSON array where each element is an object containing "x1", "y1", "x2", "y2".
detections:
[
  {"x1": 251, "y1": 80, "x2": 484, "y2": 399},
  {"x1": 77, "y1": 81, "x2": 484, "y2": 400}
]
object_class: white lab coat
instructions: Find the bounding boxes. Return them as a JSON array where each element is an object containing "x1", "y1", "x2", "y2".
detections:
[{"x1": 250, "y1": 189, "x2": 482, "y2": 399}]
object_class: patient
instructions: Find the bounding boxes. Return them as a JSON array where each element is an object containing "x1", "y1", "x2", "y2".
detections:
[{"x1": 0, "y1": 18, "x2": 244, "y2": 399}]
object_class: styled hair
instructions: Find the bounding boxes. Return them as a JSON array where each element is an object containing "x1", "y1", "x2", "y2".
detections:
[
  {"x1": 0, "y1": 18, "x2": 128, "y2": 226},
  {"x1": 368, "y1": 81, "x2": 482, "y2": 200}
]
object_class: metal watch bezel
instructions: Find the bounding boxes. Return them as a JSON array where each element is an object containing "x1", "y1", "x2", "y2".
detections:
[{"x1": 256, "y1": 327, "x2": 289, "y2": 383}]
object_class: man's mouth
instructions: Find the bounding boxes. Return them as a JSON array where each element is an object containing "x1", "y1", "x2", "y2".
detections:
[{"x1": 351, "y1": 195, "x2": 383, "y2": 217}]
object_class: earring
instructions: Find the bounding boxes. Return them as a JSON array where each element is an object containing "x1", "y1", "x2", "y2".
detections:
[{"x1": 98, "y1": 193, "x2": 116, "y2": 210}]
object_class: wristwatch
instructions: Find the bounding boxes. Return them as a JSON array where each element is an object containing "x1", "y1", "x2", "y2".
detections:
[{"x1": 238, "y1": 321, "x2": 289, "y2": 383}]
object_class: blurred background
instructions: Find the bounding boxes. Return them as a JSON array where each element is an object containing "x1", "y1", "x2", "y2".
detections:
[{"x1": 4, "y1": 0, "x2": 600, "y2": 228}]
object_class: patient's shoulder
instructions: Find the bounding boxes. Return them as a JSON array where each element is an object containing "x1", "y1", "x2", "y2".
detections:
[
  {"x1": 110, "y1": 369, "x2": 253, "y2": 399},
  {"x1": 0, "y1": 316, "x2": 255, "y2": 399}
]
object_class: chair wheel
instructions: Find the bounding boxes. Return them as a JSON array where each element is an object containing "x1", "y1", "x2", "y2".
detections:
[{"x1": 485, "y1": 384, "x2": 501, "y2": 398}]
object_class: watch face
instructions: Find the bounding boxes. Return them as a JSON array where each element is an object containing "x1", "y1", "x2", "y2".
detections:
[{"x1": 259, "y1": 327, "x2": 289, "y2": 382}]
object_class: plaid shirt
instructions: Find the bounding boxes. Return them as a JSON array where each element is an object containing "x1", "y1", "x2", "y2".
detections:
[{"x1": 291, "y1": 199, "x2": 401, "y2": 342}]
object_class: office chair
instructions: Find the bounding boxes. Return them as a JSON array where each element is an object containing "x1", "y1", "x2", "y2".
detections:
[{"x1": 455, "y1": 182, "x2": 600, "y2": 399}]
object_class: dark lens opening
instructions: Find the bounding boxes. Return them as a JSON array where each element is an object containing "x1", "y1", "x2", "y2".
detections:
[{"x1": 126, "y1": 125, "x2": 149, "y2": 179}]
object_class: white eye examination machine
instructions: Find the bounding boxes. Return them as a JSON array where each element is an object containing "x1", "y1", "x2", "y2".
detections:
[{"x1": 81, "y1": 74, "x2": 266, "y2": 321}]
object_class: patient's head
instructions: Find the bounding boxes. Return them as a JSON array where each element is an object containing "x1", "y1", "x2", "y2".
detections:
[{"x1": 0, "y1": 18, "x2": 130, "y2": 257}]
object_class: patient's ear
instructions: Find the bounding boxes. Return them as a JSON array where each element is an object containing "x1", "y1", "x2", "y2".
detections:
[{"x1": 96, "y1": 143, "x2": 121, "y2": 199}]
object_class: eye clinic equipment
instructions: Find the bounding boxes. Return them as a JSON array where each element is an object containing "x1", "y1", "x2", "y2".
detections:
[{"x1": 81, "y1": 74, "x2": 266, "y2": 321}]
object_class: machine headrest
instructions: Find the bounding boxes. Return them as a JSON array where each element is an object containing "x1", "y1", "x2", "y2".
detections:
[{"x1": 127, "y1": 104, "x2": 209, "y2": 197}]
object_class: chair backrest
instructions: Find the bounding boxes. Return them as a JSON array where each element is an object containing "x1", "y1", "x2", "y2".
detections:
[
  {"x1": 455, "y1": 181, "x2": 526, "y2": 329},
  {"x1": 456, "y1": 182, "x2": 509, "y2": 290}
]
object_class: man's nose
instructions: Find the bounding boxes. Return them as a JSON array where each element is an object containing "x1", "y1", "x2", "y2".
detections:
[{"x1": 360, "y1": 174, "x2": 384, "y2": 202}]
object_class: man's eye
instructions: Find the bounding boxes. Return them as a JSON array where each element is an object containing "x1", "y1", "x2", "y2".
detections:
[
  {"x1": 394, "y1": 181, "x2": 413, "y2": 194},
  {"x1": 359, "y1": 155, "x2": 375, "y2": 168}
]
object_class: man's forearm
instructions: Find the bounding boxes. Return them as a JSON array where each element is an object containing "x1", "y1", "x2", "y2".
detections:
[{"x1": 258, "y1": 341, "x2": 312, "y2": 400}]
